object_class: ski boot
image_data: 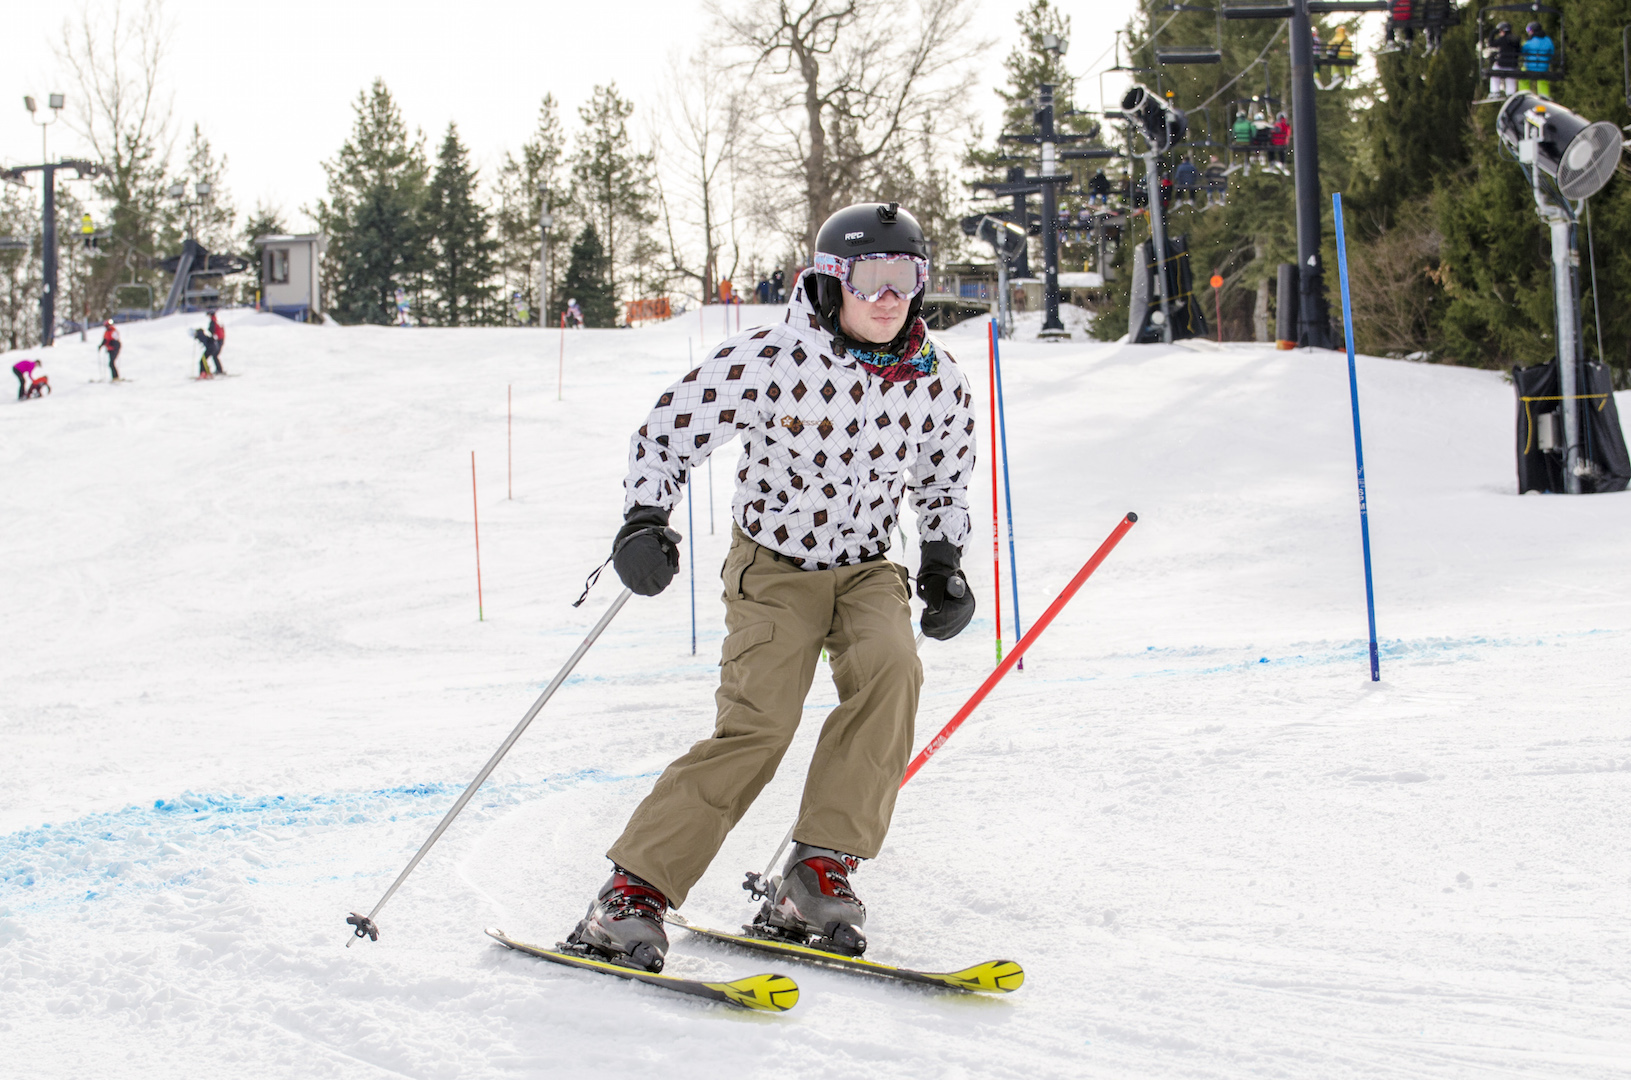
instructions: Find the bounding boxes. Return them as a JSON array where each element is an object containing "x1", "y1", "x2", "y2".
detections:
[
  {"x1": 752, "y1": 843, "x2": 867, "y2": 956},
  {"x1": 564, "y1": 867, "x2": 670, "y2": 972}
]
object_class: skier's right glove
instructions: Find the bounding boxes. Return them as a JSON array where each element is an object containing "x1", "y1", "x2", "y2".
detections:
[
  {"x1": 612, "y1": 506, "x2": 683, "y2": 596},
  {"x1": 916, "y1": 540, "x2": 975, "y2": 641}
]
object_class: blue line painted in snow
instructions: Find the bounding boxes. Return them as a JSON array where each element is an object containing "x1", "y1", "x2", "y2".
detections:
[{"x1": 0, "y1": 768, "x2": 657, "y2": 903}]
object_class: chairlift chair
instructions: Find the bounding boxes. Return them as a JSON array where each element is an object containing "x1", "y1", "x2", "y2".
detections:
[
  {"x1": 1152, "y1": 3, "x2": 1226, "y2": 64},
  {"x1": 1313, "y1": 26, "x2": 1360, "y2": 88},
  {"x1": 1477, "y1": 2, "x2": 1564, "y2": 101}
]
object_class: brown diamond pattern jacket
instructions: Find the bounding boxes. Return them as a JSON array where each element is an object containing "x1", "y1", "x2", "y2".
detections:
[{"x1": 623, "y1": 271, "x2": 977, "y2": 569}]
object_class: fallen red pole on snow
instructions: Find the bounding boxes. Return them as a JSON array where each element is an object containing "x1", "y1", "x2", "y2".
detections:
[{"x1": 900, "y1": 512, "x2": 1138, "y2": 786}]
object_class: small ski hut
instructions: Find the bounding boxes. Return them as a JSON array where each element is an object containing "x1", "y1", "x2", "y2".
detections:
[{"x1": 255, "y1": 234, "x2": 326, "y2": 322}]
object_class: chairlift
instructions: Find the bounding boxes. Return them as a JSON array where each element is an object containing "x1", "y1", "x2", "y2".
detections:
[
  {"x1": 1152, "y1": 3, "x2": 1225, "y2": 65},
  {"x1": 1226, "y1": 90, "x2": 1290, "y2": 177},
  {"x1": 1312, "y1": 24, "x2": 1360, "y2": 89},
  {"x1": 1476, "y1": 2, "x2": 1564, "y2": 101},
  {"x1": 1382, "y1": 0, "x2": 1464, "y2": 54}
]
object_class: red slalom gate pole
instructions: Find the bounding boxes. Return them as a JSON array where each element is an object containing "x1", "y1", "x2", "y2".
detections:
[
  {"x1": 987, "y1": 319, "x2": 1003, "y2": 664},
  {"x1": 900, "y1": 512, "x2": 1138, "y2": 786},
  {"x1": 472, "y1": 451, "x2": 485, "y2": 622}
]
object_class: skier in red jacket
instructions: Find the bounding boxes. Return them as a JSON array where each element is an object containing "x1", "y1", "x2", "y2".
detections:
[
  {"x1": 207, "y1": 311, "x2": 226, "y2": 375},
  {"x1": 98, "y1": 320, "x2": 122, "y2": 381}
]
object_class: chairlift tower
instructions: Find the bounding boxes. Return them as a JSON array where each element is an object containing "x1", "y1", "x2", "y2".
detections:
[
  {"x1": 1225, "y1": 0, "x2": 1387, "y2": 349},
  {"x1": 1, "y1": 156, "x2": 103, "y2": 347}
]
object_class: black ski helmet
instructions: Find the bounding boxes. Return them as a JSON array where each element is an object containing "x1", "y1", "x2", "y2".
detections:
[
  {"x1": 1526, "y1": 21, "x2": 1543, "y2": 35},
  {"x1": 811, "y1": 201, "x2": 929, "y2": 347},
  {"x1": 1496, "y1": 20, "x2": 1512, "y2": 32}
]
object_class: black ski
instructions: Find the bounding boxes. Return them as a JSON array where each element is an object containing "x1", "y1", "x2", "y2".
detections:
[{"x1": 483, "y1": 928, "x2": 799, "y2": 1012}]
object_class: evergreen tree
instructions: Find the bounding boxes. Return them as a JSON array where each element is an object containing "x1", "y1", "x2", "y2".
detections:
[
  {"x1": 570, "y1": 84, "x2": 657, "y2": 305},
  {"x1": 560, "y1": 224, "x2": 619, "y2": 327},
  {"x1": 313, "y1": 79, "x2": 430, "y2": 325},
  {"x1": 497, "y1": 97, "x2": 568, "y2": 325},
  {"x1": 424, "y1": 123, "x2": 501, "y2": 326}
]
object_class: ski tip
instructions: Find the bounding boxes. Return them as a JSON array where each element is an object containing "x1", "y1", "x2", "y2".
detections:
[
  {"x1": 484, "y1": 927, "x2": 516, "y2": 947},
  {"x1": 943, "y1": 960, "x2": 1026, "y2": 993},
  {"x1": 712, "y1": 972, "x2": 801, "y2": 1012}
]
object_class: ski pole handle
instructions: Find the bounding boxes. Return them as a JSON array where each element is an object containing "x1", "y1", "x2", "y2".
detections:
[
  {"x1": 900, "y1": 513, "x2": 1137, "y2": 787},
  {"x1": 346, "y1": 587, "x2": 634, "y2": 945}
]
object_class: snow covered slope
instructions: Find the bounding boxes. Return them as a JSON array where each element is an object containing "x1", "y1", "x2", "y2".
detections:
[{"x1": 2, "y1": 310, "x2": 1628, "y2": 1078}]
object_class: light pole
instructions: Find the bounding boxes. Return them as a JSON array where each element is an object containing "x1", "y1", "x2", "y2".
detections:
[{"x1": 24, "y1": 93, "x2": 64, "y2": 166}]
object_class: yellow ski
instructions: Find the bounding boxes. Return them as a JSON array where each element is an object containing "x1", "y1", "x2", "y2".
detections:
[
  {"x1": 484, "y1": 928, "x2": 799, "y2": 1012},
  {"x1": 665, "y1": 914, "x2": 1024, "y2": 994}
]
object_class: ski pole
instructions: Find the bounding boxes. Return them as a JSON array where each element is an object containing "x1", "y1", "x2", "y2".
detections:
[
  {"x1": 902, "y1": 512, "x2": 1137, "y2": 785},
  {"x1": 992, "y1": 323, "x2": 1025, "y2": 671},
  {"x1": 346, "y1": 588, "x2": 634, "y2": 945},
  {"x1": 987, "y1": 319, "x2": 1003, "y2": 664},
  {"x1": 1332, "y1": 193, "x2": 1380, "y2": 682}
]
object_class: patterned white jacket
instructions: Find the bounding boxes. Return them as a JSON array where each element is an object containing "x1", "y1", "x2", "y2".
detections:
[{"x1": 624, "y1": 271, "x2": 977, "y2": 570}]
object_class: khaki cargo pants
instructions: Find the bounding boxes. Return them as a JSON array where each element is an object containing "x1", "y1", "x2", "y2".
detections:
[{"x1": 607, "y1": 527, "x2": 922, "y2": 907}]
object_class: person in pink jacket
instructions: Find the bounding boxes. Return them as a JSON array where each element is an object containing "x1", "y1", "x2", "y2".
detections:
[{"x1": 12, "y1": 358, "x2": 45, "y2": 399}]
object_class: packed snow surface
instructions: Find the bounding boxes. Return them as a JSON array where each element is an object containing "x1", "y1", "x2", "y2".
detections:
[{"x1": 3, "y1": 310, "x2": 1629, "y2": 1078}]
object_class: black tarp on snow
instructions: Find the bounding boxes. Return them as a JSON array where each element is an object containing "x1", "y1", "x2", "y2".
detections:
[
  {"x1": 1128, "y1": 234, "x2": 1207, "y2": 343},
  {"x1": 1513, "y1": 358, "x2": 1630, "y2": 494}
]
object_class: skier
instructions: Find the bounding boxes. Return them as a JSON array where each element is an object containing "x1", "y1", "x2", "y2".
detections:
[
  {"x1": 1174, "y1": 157, "x2": 1200, "y2": 206},
  {"x1": 98, "y1": 320, "x2": 122, "y2": 381},
  {"x1": 1088, "y1": 169, "x2": 1112, "y2": 205},
  {"x1": 567, "y1": 298, "x2": 584, "y2": 329},
  {"x1": 1488, "y1": 21, "x2": 1521, "y2": 98},
  {"x1": 1270, "y1": 113, "x2": 1292, "y2": 171},
  {"x1": 1327, "y1": 25, "x2": 1353, "y2": 60},
  {"x1": 207, "y1": 310, "x2": 226, "y2": 374},
  {"x1": 1386, "y1": 0, "x2": 1415, "y2": 49},
  {"x1": 771, "y1": 267, "x2": 786, "y2": 303},
  {"x1": 191, "y1": 328, "x2": 221, "y2": 377},
  {"x1": 1204, "y1": 156, "x2": 1228, "y2": 208},
  {"x1": 565, "y1": 202, "x2": 977, "y2": 973},
  {"x1": 756, "y1": 277, "x2": 771, "y2": 304},
  {"x1": 12, "y1": 358, "x2": 45, "y2": 399},
  {"x1": 1519, "y1": 22, "x2": 1555, "y2": 98}
]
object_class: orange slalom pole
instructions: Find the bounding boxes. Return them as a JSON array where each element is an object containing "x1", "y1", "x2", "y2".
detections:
[
  {"x1": 900, "y1": 512, "x2": 1138, "y2": 786},
  {"x1": 988, "y1": 319, "x2": 1003, "y2": 664},
  {"x1": 472, "y1": 451, "x2": 485, "y2": 621}
]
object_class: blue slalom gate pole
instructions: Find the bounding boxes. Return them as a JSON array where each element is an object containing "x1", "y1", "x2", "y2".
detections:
[
  {"x1": 686, "y1": 473, "x2": 697, "y2": 656},
  {"x1": 991, "y1": 323, "x2": 1025, "y2": 670},
  {"x1": 1332, "y1": 193, "x2": 1380, "y2": 682}
]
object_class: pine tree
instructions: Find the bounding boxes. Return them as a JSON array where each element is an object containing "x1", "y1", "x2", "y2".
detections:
[
  {"x1": 313, "y1": 79, "x2": 430, "y2": 325},
  {"x1": 424, "y1": 123, "x2": 501, "y2": 326},
  {"x1": 570, "y1": 84, "x2": 657, "y2": 306},
  {"x1": 497, "y1": 97, "x2": 569, "y2": 325},
  {"x1": 560, "y1": 224, "x2": 619, "y2": 327}
]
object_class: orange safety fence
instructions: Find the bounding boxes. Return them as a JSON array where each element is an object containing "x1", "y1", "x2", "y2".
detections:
[{"x1": 625, "y1": 298, "x2": 673, "y2": 324}]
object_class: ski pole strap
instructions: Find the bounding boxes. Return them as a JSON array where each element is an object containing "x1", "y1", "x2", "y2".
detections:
[
  {"x1": 900, "y1": 512, "x2": 1138, "y2": 787},
  {"x1": 573, "y1": 556, "x2": 613, "y2": 608}
]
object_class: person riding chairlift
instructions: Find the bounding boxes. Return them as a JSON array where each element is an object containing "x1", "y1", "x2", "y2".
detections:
[
  {"x1": 1519, "y1": 22, "x2": 1555, "y2": 98},
  {"x1": 1386, "y1": 0, "x2": 1415, "y2": 48},
  {"x1": 1488, "y1": 20, "x2": 1521, "y2": 98}
]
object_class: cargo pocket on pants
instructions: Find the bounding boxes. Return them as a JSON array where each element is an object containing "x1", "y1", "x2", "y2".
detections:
[
  {"x1": 719, "y1": 621, "x2": 774, "y2": 666},
  {"x1": 720, "y1": 538, "x2": 760, "y2": 600}
]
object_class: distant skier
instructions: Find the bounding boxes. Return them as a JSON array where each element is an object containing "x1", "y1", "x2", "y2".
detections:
[
  {"x1": 1174, "y1": 157, "x2": 1200, "y2": 205},
  {"x1": 1519, "y1": 22, "x2": 1555, "y2": 98},
  {"x1": 1088, "y1": 168, "x2": 1112, "y2": 205},
  {"x1": 207, "y1": 310, "x2": 226, "y2": 374},
  {"x1": 192, "y1": 328, "x2": 222, "y2": 378},
  {"x1": 1488, "y1": 21, "x2": 1521, "y2": 97},
  {"x1": 566, "y1": 298, "x2": 584, "y2": 328},
  {"x1": 12, "y1": 358, "x2": 46, "y2": 399},
  {"x1": 771, "y1": 267, "x2": 785, "y2": 303},
  {"x1": 1271, "y1": 113, "x2": 1292, "y2": 170},
  {"x1": 756, "y1": 277, "x2": 771, "y2": 304},
  {"x1": 563, "y1": 201, "x2": 976, "y2": 974},
  {"x1": 98, "y1": 320, "x2": 122, "y2": 380},
  {"x1": 1386, "y1": 0, "x2": 1415, "y2": 48},
  {"x1": 1204, "y1": 156, "x2": 1228, "y2": 207}
]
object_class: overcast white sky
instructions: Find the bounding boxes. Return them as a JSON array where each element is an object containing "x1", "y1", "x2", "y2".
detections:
[{"x1": 3, "y1": 0, "x2": 1141, "y2": 236}]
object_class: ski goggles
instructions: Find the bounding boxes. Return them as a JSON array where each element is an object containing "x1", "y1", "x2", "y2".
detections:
[{"x1": 813, "y1": 251, "x2": 928, "y2": 302}]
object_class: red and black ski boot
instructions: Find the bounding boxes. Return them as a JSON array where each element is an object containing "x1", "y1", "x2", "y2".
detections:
[
  {"x1": 564, "y1": 867, "x2": 670, "y2": 972},
  {"x1": 754, "y1": 843, "x2": 867, "y2": 956}
]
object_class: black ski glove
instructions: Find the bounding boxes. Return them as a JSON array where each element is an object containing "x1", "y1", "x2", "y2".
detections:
[
  {"x1": 916, "y1": 540, "x2": 975, "y2": 641},
  {"x1": 612, "y1": 506, "x2": 683, "y2": 596}
]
